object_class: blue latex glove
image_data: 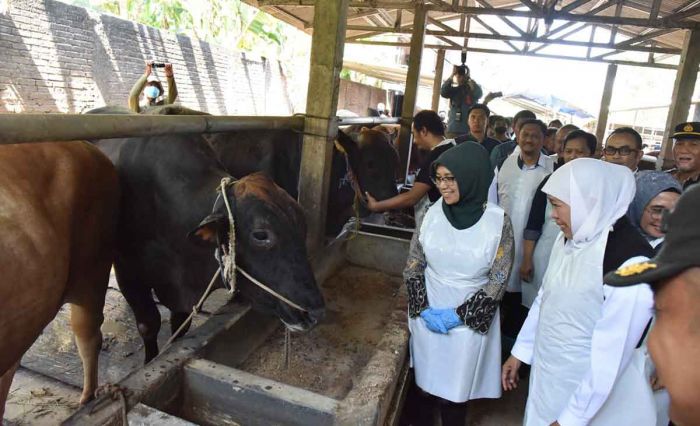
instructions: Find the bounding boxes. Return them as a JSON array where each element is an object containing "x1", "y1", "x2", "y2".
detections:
[
  {"x1": 434, "y1": 308, "x2": 462, "y2": 330},
  {"x1": 420, "y1": 309, "x2": 448, "y2": 334}
]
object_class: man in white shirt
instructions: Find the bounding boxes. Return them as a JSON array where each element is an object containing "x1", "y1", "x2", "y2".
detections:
[
  {"x1": 496, "y1": 119, "x2": 554, "y2": 351},
  {"x1": 604, "y1": 185, "x2": 700, "y2": 426}
]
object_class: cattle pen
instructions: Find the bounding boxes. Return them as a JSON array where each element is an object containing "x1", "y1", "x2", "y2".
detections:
[
  {"x1": 0, "y1": 108, "x2": 415, "y2": 426},
  {"x1": 3, "y1": 0, "x2": 700, "y2": 425}
]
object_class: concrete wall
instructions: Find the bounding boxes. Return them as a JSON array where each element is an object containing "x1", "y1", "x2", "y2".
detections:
[{"x1": 0, "y1": 0, "x2": 296, "y2": 115}]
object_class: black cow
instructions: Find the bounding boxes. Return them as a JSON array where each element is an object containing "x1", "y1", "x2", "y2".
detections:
[
  {"x1": 141, "y1": 106, "x2": 400, "y2": 234},
  {"x1": 92, "y1": 130, "x2": 325, "y2": 363}
]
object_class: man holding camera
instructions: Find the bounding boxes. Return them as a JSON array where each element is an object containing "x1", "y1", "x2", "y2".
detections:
[
  {"x1": 440, "y1": 63, "x2": 482, "y2": 138},
  {"x1": 129, "y1": 61, "x2": 179, "y2": 113}
]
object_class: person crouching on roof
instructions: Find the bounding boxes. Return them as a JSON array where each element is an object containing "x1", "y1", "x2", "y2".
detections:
[{"x1": 128, "y1": 61, "x2": 178, "y2": 113}]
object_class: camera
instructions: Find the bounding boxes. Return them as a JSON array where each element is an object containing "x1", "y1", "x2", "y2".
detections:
[
  {"x1": 150, "y1": 62, "x2": 166, "y2": 68},
  {"x1": 455, "y1": 50, "x2": 469, "y2": 76}
]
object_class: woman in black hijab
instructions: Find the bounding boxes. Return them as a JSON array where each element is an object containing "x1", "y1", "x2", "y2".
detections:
[{"x1": 403, "y1": 142, "x2": 514, "y2": 425}]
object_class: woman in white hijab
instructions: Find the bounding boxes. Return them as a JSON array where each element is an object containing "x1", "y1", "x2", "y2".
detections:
[{"x1": 501, "y1": 159, "x2": 658, "y2": 425}]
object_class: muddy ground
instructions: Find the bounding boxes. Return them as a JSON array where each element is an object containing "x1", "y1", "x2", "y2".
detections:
[{"x1": 239, "y1": 265, "x2": 403, "y2": 400}]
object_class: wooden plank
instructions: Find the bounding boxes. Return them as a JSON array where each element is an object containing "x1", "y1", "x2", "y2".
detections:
[
  {"x1": 298, "y1": 0, "x2": 348, "y2": 251},
  {"x1": 432, "y1": 49, "x2": 446, "y2": 111},
  {"x1": 659, "y1": 29, "x2": 700, "y2": 169},
  {"x1": 398, "y1": 4, "x2": 427, "y2": 181},
  {"x1": 595, "y1": 64, "x2": 618, "y2": 148}
]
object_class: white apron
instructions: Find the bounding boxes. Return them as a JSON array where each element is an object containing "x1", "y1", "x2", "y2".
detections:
[
  {"x1": 526, "y1": 231, "x2": 656, "y2": 425},
  {"x1": 409, "y1": 202, "x2": 504, "y2": 403},
  {"x1": 497, "y1": 149, "x2": 553, "y2": 293},
  {"x1": 522, "y1": 201, "x2": 560, "y2": 308}
]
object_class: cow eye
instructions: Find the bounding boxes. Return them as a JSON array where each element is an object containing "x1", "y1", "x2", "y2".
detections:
[{"x1": 250, "y1": 229, "x2": 276, "y2": 249}]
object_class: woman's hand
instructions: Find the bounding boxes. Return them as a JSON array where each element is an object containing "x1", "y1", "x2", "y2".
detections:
[
  {"x1": 164, "y1": 63, "x2": 174, "y2": 78},
  {"x1": 502, "y1": 356, "x2": 522, "y2": 391},
  {"x1": 520, "y1": 257, "x2": 533, "y2": 282},
  {"x1": 144, "y1": 61, "x2": 152, "y2": 76},
  {"x1": 651, "y1": 372, "x2": 665, "y2": 391},
  {"x1": 365, "y1": 192, "x2": 381, "y2": 212}
]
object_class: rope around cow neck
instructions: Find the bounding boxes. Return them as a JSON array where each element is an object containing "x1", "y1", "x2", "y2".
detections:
[{"x1": 160, "y1": 177, "x2": 308, "y2": 355}]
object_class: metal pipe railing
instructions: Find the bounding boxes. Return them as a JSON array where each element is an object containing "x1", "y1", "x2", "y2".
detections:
[
  {"x1": 0, "y1": 114, "x2": 306, "y2": 144},
  {"x1": 337, "y1": 116, "x2": 400, "y2": 126}
]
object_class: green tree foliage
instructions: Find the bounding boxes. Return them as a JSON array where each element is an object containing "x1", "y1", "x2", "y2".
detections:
[{"x1": 61, "y1": 0, "x2": 291, "y2": 55}]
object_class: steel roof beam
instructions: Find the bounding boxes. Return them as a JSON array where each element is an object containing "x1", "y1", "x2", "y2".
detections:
[
  {"x1": 346, "y1": 38, "x2": 681, "y2": 68},
  {"x1": 259, "y1": 0, "x2": 700, "y2": 29},
  {"x1": 345, "y1": 25, "x2": 681, "y2": 53}
]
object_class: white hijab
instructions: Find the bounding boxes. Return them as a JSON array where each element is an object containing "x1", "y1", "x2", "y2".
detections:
[{"x1": 542, "y1": 158, "x2": 635, "y2": 245}]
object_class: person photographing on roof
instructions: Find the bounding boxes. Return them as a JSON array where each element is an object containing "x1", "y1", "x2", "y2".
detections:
[{"x1": 129, "y1": 61, "x2": 178, "y2": 113}]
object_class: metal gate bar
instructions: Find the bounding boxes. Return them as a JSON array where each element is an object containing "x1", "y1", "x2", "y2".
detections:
[{"x1": 0, "y1": 114, "x2": 306, "y2": 144}]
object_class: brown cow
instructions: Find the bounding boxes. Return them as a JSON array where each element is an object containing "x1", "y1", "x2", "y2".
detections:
[{"x1": 0, "y1": 141, "x2": 119, "y2": 419}]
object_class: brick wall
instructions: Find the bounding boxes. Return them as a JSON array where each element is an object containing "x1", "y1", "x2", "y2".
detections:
[
  {"x1": 337, "y1": 78, "x2": 390, "y2": 116},
  {"x1": 0, "y1": 0, "x2": 298, "y2": 115}
]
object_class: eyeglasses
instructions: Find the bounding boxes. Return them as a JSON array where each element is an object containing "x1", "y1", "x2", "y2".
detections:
[
  {"x1": 431, "y1": 175, "x2": 457, "y2": 185},
  {"x1": 645, "y1": 205, "x2": 667, "y2": 220},
  {"x1": 604, "y1": 146, "x2": 638, "y2": 156}
]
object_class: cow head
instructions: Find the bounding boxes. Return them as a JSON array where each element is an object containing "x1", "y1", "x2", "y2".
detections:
[
  {"x1": 190, "y1": 173, "x2": 325, "y2": 331},
  {"x1": 336, "y1": 128, "x2": 400, "y2": 210}
]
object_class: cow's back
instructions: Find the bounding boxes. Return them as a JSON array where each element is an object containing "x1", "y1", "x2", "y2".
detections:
[{"x1": 0, "y1": 141, "x2": 119, "y2": 374}]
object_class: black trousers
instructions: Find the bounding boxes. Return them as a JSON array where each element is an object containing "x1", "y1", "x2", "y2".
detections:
[{"x1": 400, "y1": 374, "x2": 468, "y2": 426}]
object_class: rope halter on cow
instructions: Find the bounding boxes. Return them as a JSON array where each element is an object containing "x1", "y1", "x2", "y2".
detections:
[{"x1": 160, "y1": 177, "x2": 308, "y2": 355}]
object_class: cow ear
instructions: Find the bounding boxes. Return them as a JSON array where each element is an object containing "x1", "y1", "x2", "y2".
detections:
[{"x1": 188, "y1": 213, "x2": 226, "y2": 246}]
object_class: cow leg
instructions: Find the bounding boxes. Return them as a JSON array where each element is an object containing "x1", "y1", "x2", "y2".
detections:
[
  {"x1": 70, "y1": 301, "x2": 104, "y2": 405},
  {"x1": 116, "y1": 272, "x2": 162, "y2": 364},
  {"x1": 0, "y1": 362, "x2": 19, "y2": 421},
  {"x1": 170, "y1": 311, "x2": 192, "y2": 340}
]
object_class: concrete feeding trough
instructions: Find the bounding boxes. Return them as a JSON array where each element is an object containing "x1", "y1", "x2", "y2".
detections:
[{"x1": 63, "y1": 225, "x2": 411, "y2": 425}]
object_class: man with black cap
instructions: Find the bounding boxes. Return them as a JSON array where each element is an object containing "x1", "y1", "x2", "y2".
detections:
[
  {"x1": 605, "y1": 185, "x2": 700, "y2": 425},
  {"x1": 455, "y1": 104, "x2": 502, "y2": 154},
  {"x1": 669, "y1": 122, "x2": 700, "y2": 190}
]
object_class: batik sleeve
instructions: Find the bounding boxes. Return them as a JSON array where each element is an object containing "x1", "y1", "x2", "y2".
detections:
[{"x1": 404, "y1": 225, "x2": 428, "y2": 318}]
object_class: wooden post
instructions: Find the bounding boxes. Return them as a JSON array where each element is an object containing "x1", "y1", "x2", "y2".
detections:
[
  {"x1": 595, "y1": 64, "x2": 617, "y2": 148},
  {"x1": 298, "y1": 0, "x2": 348, "y2": 251},
  {"x1": 659, "y1": 30, "x2": 700, "y2": 170},
  {"x1": 398, "y1": 4, "x2": 428, "y2": 181},
  {"x1": 432, "y1": 49, "x2": 446, "y2": 111}
]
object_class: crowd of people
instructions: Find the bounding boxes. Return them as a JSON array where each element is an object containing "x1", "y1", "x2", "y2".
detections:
[{"x1": 391, "y1": 73, "x2": 700, "y2": 426}]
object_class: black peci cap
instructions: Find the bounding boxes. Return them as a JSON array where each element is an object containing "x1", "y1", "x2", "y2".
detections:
[
  {"x1": 672, "y1": 122, "x2": 700, "y2": 140},
  {"x1": 604, "y1": 185, "x2": 700, "y2": 287}
]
